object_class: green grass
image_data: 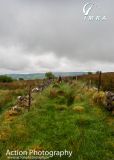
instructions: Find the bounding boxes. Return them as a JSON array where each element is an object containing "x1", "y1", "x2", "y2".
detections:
[{"x1": 0, "y1": 81, "x2": 114, "y2": 160}]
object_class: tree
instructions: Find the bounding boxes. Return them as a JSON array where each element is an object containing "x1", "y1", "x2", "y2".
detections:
[
  {"x1": 19, "y1": 78, "x2": 24, "y2": 81},
  {"x1": 45, "y1": 72, "x2": 55, "y2": 79},
  {"x1": 0, "y1": 75, "x2": 13, "y2": 82},
  {"x1": 88, "y1": 72, "x2": 93, "y2": 75}
]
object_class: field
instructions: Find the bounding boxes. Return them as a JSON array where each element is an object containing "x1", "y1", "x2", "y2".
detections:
[
  {"x1": 77, "y1": 72, "x2": 114, "y2": 91},
  {"x1": 0, "y1": 78, "x2": 114, "y2": 160},
  {"x1": 0, "y1": 80, "x2": 43, "y2": 114}
]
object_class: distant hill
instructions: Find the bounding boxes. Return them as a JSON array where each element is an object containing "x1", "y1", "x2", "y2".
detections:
[{"x1": 4, "y1": 72, "x2": 86, "y2": 80}]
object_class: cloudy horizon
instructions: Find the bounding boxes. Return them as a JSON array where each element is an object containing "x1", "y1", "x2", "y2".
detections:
[{"x1": 0, "y1": 0, "x2": 114, "y2": 74}]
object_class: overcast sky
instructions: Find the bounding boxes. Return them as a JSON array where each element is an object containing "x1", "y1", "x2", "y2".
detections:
[{"x1": 0, "y1": 0, "x2": 114, "y2": 74}]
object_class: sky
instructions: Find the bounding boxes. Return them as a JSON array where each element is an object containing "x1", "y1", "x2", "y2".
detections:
[{"x1": 0, "y1": 0, "x2": 114, "y2": 74}]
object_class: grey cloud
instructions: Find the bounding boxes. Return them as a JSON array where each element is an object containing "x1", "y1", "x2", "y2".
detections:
[
  {"x1": 0, "y1": 0, "x2": 114, "y2": 73},
  {"x1": 0, "y1": 46, "x2": 31, "y2": 71}
]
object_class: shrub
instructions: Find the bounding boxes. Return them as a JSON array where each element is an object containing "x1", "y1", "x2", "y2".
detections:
[
  {"x1": 49, "y1": 89, "x2": 57, "y2": 98},
  {"x1": 92, "y1": 91, "x2": 106, "y2": 106},
  {"x1": 66, "y1": 89, "x2": 75, "y2": 106}
]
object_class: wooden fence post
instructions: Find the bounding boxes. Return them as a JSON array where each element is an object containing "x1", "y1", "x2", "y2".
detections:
[
  {"x1": 89, "y1": 79, "x2": 92, "y2": 88},
  {"x1": 98, "y1": 71, "x2": 102, "y2": 92},
  {"x1": 28, "y1": 85, "x2": 32, "y2": 111}
]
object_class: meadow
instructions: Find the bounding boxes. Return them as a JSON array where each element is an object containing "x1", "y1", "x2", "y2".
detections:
[{"x1": 0, "y1": 79, "x2": 114, "y2": 160}]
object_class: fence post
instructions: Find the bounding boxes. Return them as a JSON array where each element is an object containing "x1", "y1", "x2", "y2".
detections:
[
  {"x1": 89, "y1": 79, "x2": 92, "y2": 88},
  {"x1": 98, "y1": 71, "x2": 102, "y2": 92},
  {"x1": 28, "y1": 85, "x2": 32, "y2": 111}
]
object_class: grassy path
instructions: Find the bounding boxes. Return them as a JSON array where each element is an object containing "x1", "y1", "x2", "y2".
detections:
[{"x1": 0, "y1": 81, "x2": 114, "y2": 160}]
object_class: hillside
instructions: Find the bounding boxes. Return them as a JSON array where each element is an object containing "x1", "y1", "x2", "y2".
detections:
[
  {"x1": 0, "y1": 80, "x2": 114, "y2": 160},
  {"x1": 4, "y1": 72, "x2": 86, "y2": 80}
]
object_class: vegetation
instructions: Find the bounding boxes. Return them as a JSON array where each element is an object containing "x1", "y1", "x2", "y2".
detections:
[
  {"x1": 0, "y1": 75, "x2": 13, "y2": 82},
  {"x1": 88, "y1": 72, "x2": 93, "y2": 75},
  {"x1": 19, "y1": 78, "x2": 24, "y2": 81},
  {"x1": 45, "y1": 72, "x2": 55, "y2": 79},
  {"x1": 0, "y1": 80, "x2": 114, "y2": 160},
  {"x1": 78, "y1": 72, "x2": 114, "y2": 92},
  {"x1": 0, "y1": 80, "x2": 42, "y2": 113}
]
